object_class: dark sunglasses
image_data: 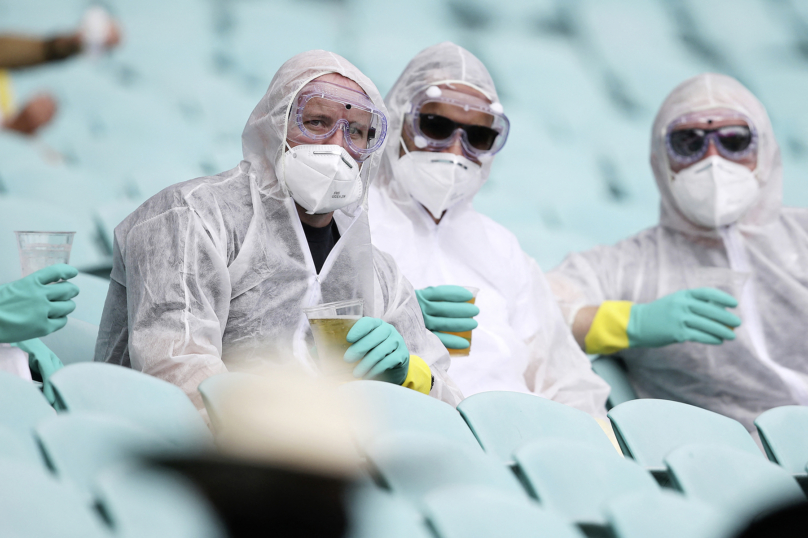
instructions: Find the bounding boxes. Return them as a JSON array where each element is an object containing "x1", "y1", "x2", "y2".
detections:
[
  {"x1": 668, "y1": 125, "x2": 754, "y2": 158},
  {"x1": 418, "y1": 113, "x2": 501, "y2": 151}
]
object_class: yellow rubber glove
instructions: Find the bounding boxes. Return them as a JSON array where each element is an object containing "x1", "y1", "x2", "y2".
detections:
[
  {"x1": 401, "y1": 355, "x2": 431, "y2": 395},
  {"x1": 584, "y1": 301, "x2": 633, "y2": 355}
]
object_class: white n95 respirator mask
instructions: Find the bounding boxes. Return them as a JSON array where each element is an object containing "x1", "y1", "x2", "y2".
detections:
[
  {"x1": 395, "y1": 149, "x2": 484, "y2": 219},
  {"x1": 278, "y1": 144, "x2": 363, "y2": 214},
  {"x1": 669, "y1": 155, "x2": 759, "y2": 228}
]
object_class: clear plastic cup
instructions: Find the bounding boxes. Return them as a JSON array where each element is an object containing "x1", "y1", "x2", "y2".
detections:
[
  {"x1": 445, "y1": 286, "x2": 479, "y2": 357},
  {"x1": 15, "y1": 231, "x2": 76, "y2": 277},
  {"x1": 303, "y1": 299, "x2": 364, "y2": 380}
]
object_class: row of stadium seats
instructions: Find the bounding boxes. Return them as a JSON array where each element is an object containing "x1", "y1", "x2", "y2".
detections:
[{"x1": 1, "y1": 360, "x2": 805, "y2": 537}]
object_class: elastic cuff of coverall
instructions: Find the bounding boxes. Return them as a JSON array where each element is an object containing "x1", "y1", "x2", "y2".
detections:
[
  {"x1": 584, "y1": 301, "x2": 633, "y2": 355},
  {"x1": 401, "y1": 355, "x2": 431, "y2": 395}
]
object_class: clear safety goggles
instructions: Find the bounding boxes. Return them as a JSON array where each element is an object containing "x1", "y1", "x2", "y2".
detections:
[
  {"x1": 287, "y1": 80, "x2": 388, "y2": 162},
  {"x1": 403, "y1": 85, "x2": 510, "y2": 159},
  {"x1": 665, "y1": 109, "x2": 757, "y2": 167}
]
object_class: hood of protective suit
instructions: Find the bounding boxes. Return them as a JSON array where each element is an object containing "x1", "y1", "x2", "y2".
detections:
[
  {"x1": 651, "y1": 73, "x2": 783, "y2": 236},
  {"x1": 242, "y1": 50, "x2": 389, "y2": 213},
  {"x1": 378, "y1": 42, "x2": 500, "y2": 203}
]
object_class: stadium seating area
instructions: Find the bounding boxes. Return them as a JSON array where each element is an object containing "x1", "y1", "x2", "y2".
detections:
[{"x1": 1, "y1": 365, "x2": 806, "y2": 536}]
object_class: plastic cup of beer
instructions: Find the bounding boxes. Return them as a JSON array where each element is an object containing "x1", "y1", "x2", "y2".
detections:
[
  {"x1": 445, "y1": 286, "x2": 479, "y2": 357},
  {"x1": 15, "y1": 231, "x2": 76, "y2": 277},
  {"x1": 303, "y1": 299, "x2": 364, "y2": 380}
]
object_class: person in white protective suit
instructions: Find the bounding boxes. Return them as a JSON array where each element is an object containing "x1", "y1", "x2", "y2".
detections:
[
  {"x1": 547, "y1": 73, "x2": 808, "y2": 432},
  {"x1": 94, "y1": 50, "x2": 462, "y2": 413},
  {"x1": 368, "y1": 42, "x2": 610, "y2": 420}
]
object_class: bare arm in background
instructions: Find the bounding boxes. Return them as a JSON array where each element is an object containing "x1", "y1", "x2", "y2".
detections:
[{"x1": 0, "y1": 34, "x2": 83, "y2": 69}]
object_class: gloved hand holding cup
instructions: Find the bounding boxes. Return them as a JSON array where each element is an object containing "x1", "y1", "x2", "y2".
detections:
[
  {"x1": 344, "y1": 317, "x2": 410, "y2": 385},
  {"x1": 416, "y1": 285, "x2": 479, "y2": 355}
]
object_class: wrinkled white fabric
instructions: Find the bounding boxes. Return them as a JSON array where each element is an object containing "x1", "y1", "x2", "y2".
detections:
[
  {"x1": 369, "y1": 42, "x2": 609, "y2": 419},
  {"x1": 0, "y1": 343, "x2": 31, "y2": 380},
  {"x1": 548, "y1": 73, "x2": 808, "y2": 430},
  {"x1": 94, "y1": 50, "x2": 462, "y2": 411}
]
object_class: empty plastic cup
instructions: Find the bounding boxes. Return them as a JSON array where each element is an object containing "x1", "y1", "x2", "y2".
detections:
[
  {"x1": 15, "y1": 231, "x2": 76, "y2": 277},
  {"x1": 303, "y1": 299, "x2": 364, "y2": 380},
  {"x1": 445, "y1": 286, "x2": 479, "y2": 357}
]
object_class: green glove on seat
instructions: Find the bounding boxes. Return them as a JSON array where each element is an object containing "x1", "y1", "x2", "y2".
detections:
[
  {"x1": 344, "y1": 317, "x2": 410, "y2": 385},
  {"x1": 415, "y1": 285, "x2": 479, "y2": 350},
  {"x1": 12, "y1": 338, "x2": 64, "y2": 405},
  {"x1": 627, "y1": 287, "x2": 741, "y2": 348},
  {"x1": 0, "y1": 264, "x2": 79, "y2": 343}
]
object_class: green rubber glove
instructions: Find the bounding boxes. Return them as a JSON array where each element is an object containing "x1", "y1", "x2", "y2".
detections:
[
  {"x1": 12, "y1": 338, "x2": 64, "y2": 405},
  {"x1": 0, "y1": 265, "x2": 79, "y2": 344},
  {"x1": 627, "y1": 288, "x2": 741, "y2": 348},
  {"x1": 415, "y1": 286, "x2": 479, "y2": 350},
  {"x1": 344, "y1": 317, "x2": 409, "y2": 385}
]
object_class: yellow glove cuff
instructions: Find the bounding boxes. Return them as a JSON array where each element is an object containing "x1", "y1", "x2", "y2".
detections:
[
  {"x1": 584, "y1": 301, "x2": 633, "y2": 355},
  {"x1": 0, "y1": 70, "x2": 16, "y2": 119},
  {"x1": 401, "y1": 355, "x2": 432, "y2": 395}
]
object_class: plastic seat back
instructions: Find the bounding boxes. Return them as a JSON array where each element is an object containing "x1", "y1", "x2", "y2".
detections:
[
  {"x1": 424, "y1": 485, "x2": 585, "y2": 538},
  {"x1": 0, "y1": 371, "x2": 55, "y2": 465},
  {"x1": 50, "y1": 363, "x2": 213, "y2": 448},
  {"x1": 458, "y1": 391, "x2": 616, "y2": 464},
  {"x1": 755, "y1": 406, "x2": 808, "y2": 475},
  {"x1": 40, "y1": 317, "x2": 100, "y2": 365},
  {"x1": 366, "y1": 432, "x2": 525, "y2": 506},
  {"x1": 95, "y1": 464, "x2": 227, "y2": 538},
  {"x1": 346, "y1": 487, "x2": 432, "y2": 538},
  {"x1": 591, "y1": 356, "x2": 638, "y2": 409},
  {"x1": 665, "y1": 444, "x2": 805, "y2": 516},
  {"x1": 513, "y1": 440, "x2": 658, "y2": 526},
  {"x1": 36, "y1": 413, "x2": 175, "y2": 498},
  {"x1": 339, "y1": 380, "x2": 481, "y2": 451},
  {"x1": 197, "y1": 371, "x2": 263, "y2": 434},
  {"x1": 0, "y1": 460, "x2": 111, "y2": 537},
  {"x1": 0, "y1": 424, "x2": 34, "y2": 464},
  {"x1": 608, "y1": 399, "x2": 760, "y2": 472}
]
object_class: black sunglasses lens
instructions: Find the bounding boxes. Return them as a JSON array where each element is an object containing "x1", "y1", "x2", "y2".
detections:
[
  {"x1": 717, "y1": 125, "x2": 752, "y2": 153},
  {"x1": 464, "y1": 125, "x2": 499, "y2": 150},
  {"x1": 419, "y1": 114, "x2": 456, "y2": 140},
  {"x1": 670, "y1": 129, "x2": 706, "y2": 157}
]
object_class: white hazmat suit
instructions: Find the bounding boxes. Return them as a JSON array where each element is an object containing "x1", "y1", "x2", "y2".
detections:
[
  {"x1": 368, "y1": 42, "x2": 610, "y2": 419},
  {"x1": 95, "y1": 50, "x2": 462, "y2": 411},
  {"x1": 548, "y1": 73, "x2": 808, "y2": 431}
]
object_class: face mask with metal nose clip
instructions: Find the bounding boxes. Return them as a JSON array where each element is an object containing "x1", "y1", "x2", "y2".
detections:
[
  {"x1": 669, "y1": 155, "x2": 760, "y2": 228},
  {"x1": 394, "y1": 141, "x2": 484, "y2": 219},
  {"x1": 278, "y1": 143, "x2": 363, "y2": 214}
]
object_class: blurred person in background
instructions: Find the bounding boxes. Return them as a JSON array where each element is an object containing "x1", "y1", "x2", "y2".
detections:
[
  {"x1": 368, "y1": 42, "x2": 610, "y2": 421},
  {"x1": 0, "y1": 7, "x2": 121, "y2": 135},
  {"x1": 95, "y1": 50, "x2": 462, "y2": 416},
  {"x1": 548, "y1": 73, "x2": 808, "y2": 433},
  {"x1": 0, "y1": 264, "x2": 80, "y2": 403}
]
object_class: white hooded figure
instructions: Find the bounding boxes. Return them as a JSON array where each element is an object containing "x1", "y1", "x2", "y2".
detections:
[
  {"x1": 547, "y1": 73, "x2": 808, "y2": 432},
  {"x1": 368, "y1": 42, "x2": 610, "y2": 419},
  {"x1": 94, "y1": 50, "x2": 462, "y2": 413}
]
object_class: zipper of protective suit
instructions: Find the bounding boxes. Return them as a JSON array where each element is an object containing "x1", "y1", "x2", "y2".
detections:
[{"x1": 719, "y1": 225, "x2": 808, "y2": 404}]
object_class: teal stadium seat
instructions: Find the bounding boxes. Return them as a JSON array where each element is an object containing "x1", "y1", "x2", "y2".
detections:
[
  {"x1": 197, "y1": 371, "x2": 264, "y2": 434},
  {"x1": 423, "y1": 485, "x2": 585, "y2": 538},
  {"x1": 40, "y1": 317, "x2": 100, "y2": 365},
  {"x1": 590, "y1": 356, "x2": 638, "y2": 409},
  {"x1": 95, "y1": 464, "x2": 227, "y2": 538},
  {"x1": 339, "y1": 380, "x2": 481, "y2": 451},
  {"x1": 513, "y1": 440, "x2": 659, "y2": 529},
  {"x1": 346, "y1": 487, "x2": 433, "y2": 538},
  {"x1": 755, "y1": 406, "x2": 808, "y2": 480},
  {"x1": 664, "y1": 444, "x2": 805, "y2": 516},
  {"x1": 0, "y1": 371, "x2": 55, "y2": 466},
  {"x1": 35, "y1": 413, "x2": 174, "y2": 499},
  {"x1": 607, "y1": 399, "x2": 761, "y2": 476},
  {"x1": 457, "y1": 391, "x2": 616, "y2": 464},
  {"x1": 0, "y1": 459, "x2": 111, "y2": 537},
  {"x1": 365, "y1": 432, "x2": 525, "y2": 506},
  {"x1": 49, "y1": 363, "x2": 213, "y2": 449},
  {"x1": 69, "y1": 273, "x2": 112, "y2": 326},
  {"x1": 0, "y1": 424, "x2": 33, "y2": 464},
  {"x1": 604, "y1": 490, "x2": 736, "y2": 538}
]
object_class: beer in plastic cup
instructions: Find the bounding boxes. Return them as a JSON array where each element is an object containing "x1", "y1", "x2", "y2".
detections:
[
  {"x1": 303, "y1": 299, "x2": 364, "y2": 379},
  {"x1": 445, "y1": 286, "x2": 479, "y2": 357},
  {"x1": 15, "y1": 231, "x2": 75, "y2": 277}
]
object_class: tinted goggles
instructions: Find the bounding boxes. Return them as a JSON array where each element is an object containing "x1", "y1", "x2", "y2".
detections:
[{"x1": 665, "y1": 110, "x2": 757, "y2": 167}]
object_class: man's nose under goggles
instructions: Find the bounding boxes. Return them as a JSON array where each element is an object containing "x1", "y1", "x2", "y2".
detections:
[
  {"x1": 665, "y1": 109, "x2": 757, "y2": 167},
  {"x1": 403, "y1": 85, "x2": 510, "y2": 160},
  {"x1": 287, "y1": 79, "x2": 388, "y2": 162}
]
